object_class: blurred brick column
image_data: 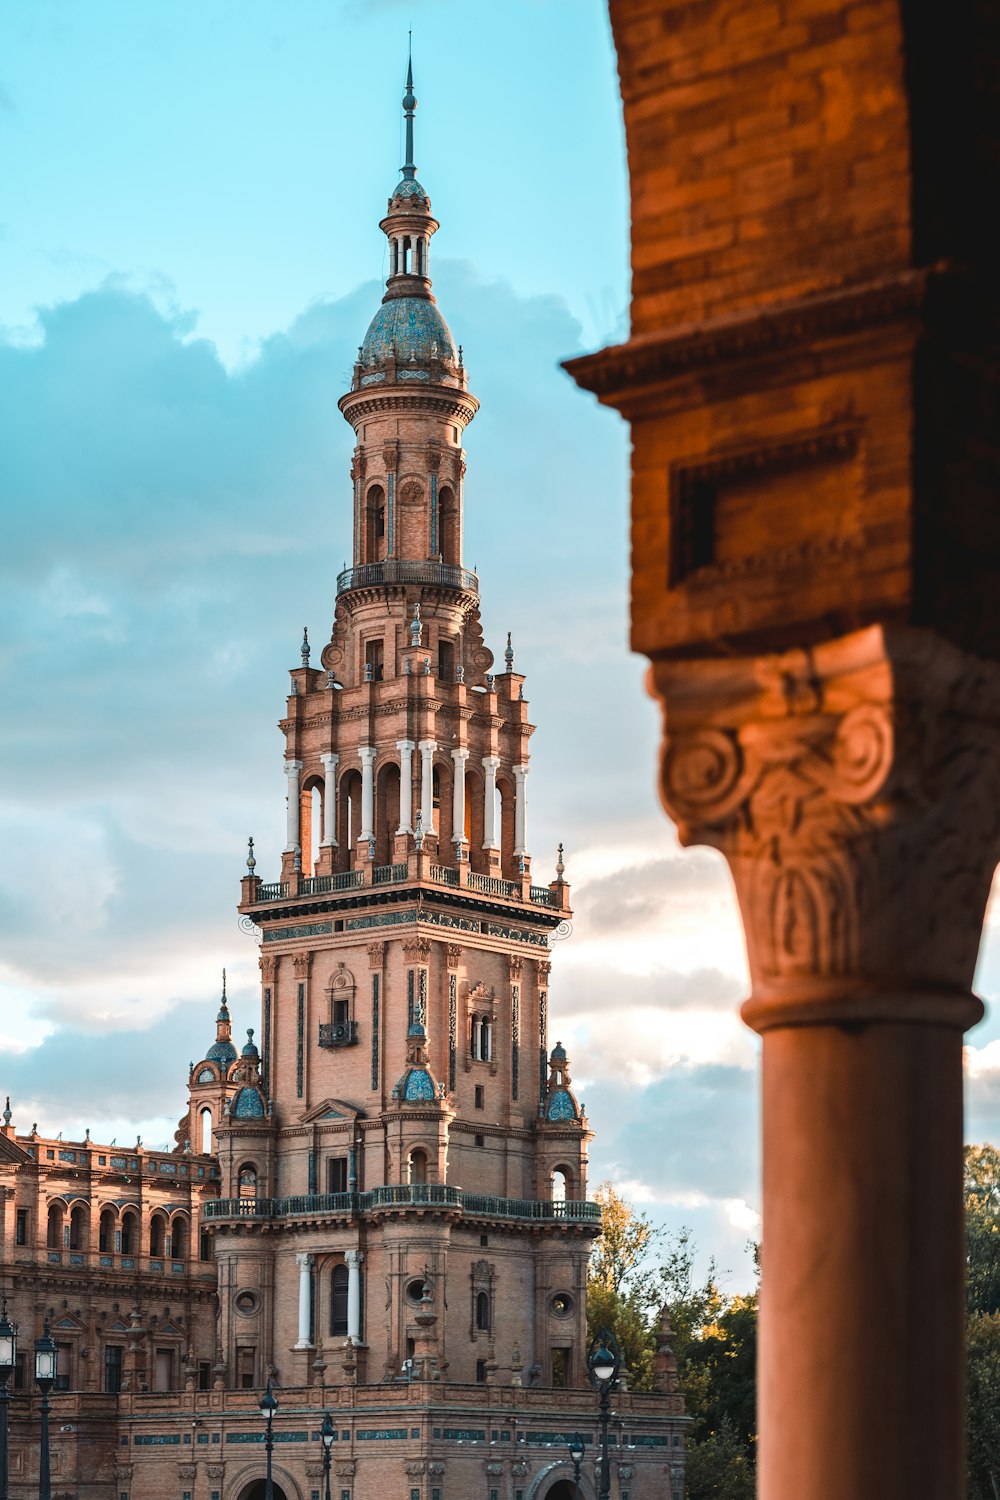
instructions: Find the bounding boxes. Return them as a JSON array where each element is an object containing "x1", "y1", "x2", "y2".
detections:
[{"x1": 567, "y1": 0, "x2": 1000, "y2": 1494}]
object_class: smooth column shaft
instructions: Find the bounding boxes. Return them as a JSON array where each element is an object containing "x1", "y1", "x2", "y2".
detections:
[
  {"x1": 346, "y1": 1249, "x2": 364, "y2": 1343},
  {"x1": 284, "y1": 760, "x2": 302, "y2": 852},
  {"x1": 320, "y1": 752, "x2": 338, "y2": 847},
  {"x1": 452, "y1": 747, "x2": 468, "y2": 848},
  {"x1": 482, "y1": 756, "x2": 500, "y2": 850},
  {"x1": 358, "y1": 747, "x2": 376, "y2": 842},
  {"x1": 396, "y1": 740, "x2": 415, "y2": 834},
  {"x1": 295, "y1": 1252, "x2": 313, "y2": 1347},
  {"x1": 513, "y1": 763, "x2": 529, "y2": 855},
  {"x1": 419, "y1": 740, "x2": 436, "y2": 834}
]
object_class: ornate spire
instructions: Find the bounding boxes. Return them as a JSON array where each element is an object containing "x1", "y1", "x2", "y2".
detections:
[{"x1": 402, "y1": 37, "x2": 417, "y2": 182}]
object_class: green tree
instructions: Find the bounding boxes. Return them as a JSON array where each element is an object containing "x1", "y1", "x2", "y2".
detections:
[
  {"x1": 586, "y1": 1183, "x2": 660, "y2": 1388},
  {"x1": 683, "y1": 1415, "x2": 755, "y2": 1500},
  {"x1": 966, "y1": 1143, "x2": 1000, "y2": 1317},
  {"x1": 967, "y1": 1312, "x2": 1000, "y2": 1500}
]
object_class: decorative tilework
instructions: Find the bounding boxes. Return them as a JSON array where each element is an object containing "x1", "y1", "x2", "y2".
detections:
[
  {"x1": 297, "y1": 983, "x2": 305, "y2": 1099},
  {"x1": 448, "y1": 975, "x2": 457, "y2": 1092},
  {"x1": 407, "y1": 969, "x2": 414, "y2": 1027},
  {"x1": 263, "y1": 922, "x2": 333, "y2": 943},
  {"x1": 371, "y1": 977, "x2": 380, "y2": 1090},
  {"x1": 511, "y1": 984, "x2": 520, "y2": 1101},
  {"x1": 539, "y1": 992, "x2": 547, "y2": 1103},
  {"x1": 357, "y1": 1428, "x2": 407, "y2": 1441},
  {"x1": 388, "y1": 471, "x2": 395, "y2": 554},
  {"x1": 430, "y1": 473, "x2": 438, "y2": 555},
  {"x1": 418, "y1": 967, "x2": 427, "y2": 1025},
  {"x1": 263, "y1": 986, "x2": 272, "y2": 1096}
]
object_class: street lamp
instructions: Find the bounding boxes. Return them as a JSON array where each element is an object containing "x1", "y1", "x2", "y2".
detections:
[
  {"x1": 320, "y1": 1410, "x2": 335, "y2": 1500},
  {"x1": 34, "y1": 1320, "x2": 57, "y2": 1500},
  {"x1": 568, "y1": 1433, "x2": 585, "y2": 1500},
  {"x1": 259, "y1": 1377, "x2": 278, "y2": 1500},
  {"x1": 587, "y1": 1327, "x2": 622, "y2": 1500},
  {"x1": 0, "y1": 1298, "x2": 17, "y2": 1500}
]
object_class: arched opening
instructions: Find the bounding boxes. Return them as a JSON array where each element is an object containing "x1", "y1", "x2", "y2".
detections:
[
  {"x1": 235, "y1": 1482, "x2": 290, "y2": 1500},
  {"x1": 365, "y1": 484, "x2": 387, "y2": 563},
  {"x1": 149, "y1": 1212, "x2": 166, "y2": 1257},
  {"x1": 46, "y1": 1202, "x2": 64, "y2": 1250},
  {"x1": 99, "y1": 1207, "x2": 115, "y2": 1254},
  {"x1": 376, "y1": 761, "x2": 400, "y2": 864},
  {"x1": 465, "y1": 766, "x2": 485, "y2": 871},
  {"x1": 69, "y1": 1204, "x2": 87, "y2": 1251},
  {"x1": 120, "y1": 1210, "x2": 138, "y2": 1256},
  {"x1": 408, "y1": 1149, "x2": 428, "y2": 1185},
  {"x1": 338, "y1": 770, "x2": 362, "y2": 868},
  {"x1": 170, "y1": 1215, "x2": 188, "y2": 1260},
  {"x1": 238, "y1": 1163, "x2": 258, "y2": 1200},
  {"x1": 200, "y1": 1107, "x2": 213, "y2": 1155},
  {"x1": 330, "y1": 1262, "x2": 349, "y2": 1337},
  {"x1": 434, "y1": 760, "x2": 453, "y2": 849},
  {"x1": 475, "y1": 1290, "x2": 491, "y2": 1331},
  {"x1": 540, "y1": 1480, "x2": 578, "y2": 1500},
  {"x1": 299, "y1": 777, "x2": 323, "y2": 877},
  {"x1": 439, "y1": 485, "x2": 458, "y2": 564},
  {"x1": 551, "y1": 1167, "x2": 571, "y2": 1203}
]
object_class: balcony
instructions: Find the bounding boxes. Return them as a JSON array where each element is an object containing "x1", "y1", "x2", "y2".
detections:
[
  {"x1": 248, "y1": 860, "x2": 564, "y2": 915},
  {"x1": 318, "y1": 1019, "x2": 359, "y2": 1049},
  {"x1": 204, "y1": 1187, "x2": 600, "y2": 1225},
  {"x1": 337, "y1": 560, "x2": 479, "y2": 596}
]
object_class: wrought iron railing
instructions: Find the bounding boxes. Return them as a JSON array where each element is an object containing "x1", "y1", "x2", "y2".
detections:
[
  {"x1": 318, "y1": 1020, "x2": 359, "y2": 1049},
  {"x1": 529, "y1": 885, "x2": 558, "y2": 908},
  {"x1": 205, "y1": 1188, "x2": 599, "y2": 1224},
  {"x1": 300, "y1": 870, "x2": 364, "y2": 894},
  {"x1": 373, "y1": 862, "x2": 408, "y2": 885},
  {"x1": 430, "y1": 864, "x2": 460, "y2": 886},
  {"x1": 337, "y1": 560, "x2": 478, "y2": 595},
  {"x1": 256, "y1": 881, "x2": 289, "y2": 901}
]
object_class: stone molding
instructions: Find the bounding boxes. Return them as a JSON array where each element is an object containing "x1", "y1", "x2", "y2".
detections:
[{"x1": 650, "y1": 625, "x2": 1000, "y2": 1032}]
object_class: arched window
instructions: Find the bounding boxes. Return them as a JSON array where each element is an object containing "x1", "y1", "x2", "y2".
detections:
[
  {"x1": 438, "y1": 485, "x2": 458, "y2": 564},
  {"x1": 99, "y1": 1207, "x2": 115, "y2": 1254},
  {"x1": 171, "y1": 1216, "x2": 188, "y2": 1261},
  {"x1": 120, "y1": 1211, "x2": 138, "y2": 1256},
  {"x1": 300, "y1": 776, "x2": 323, "y2": 877},
  {"x1": 69, "y1": 1204, "x2": 87, "y2": 1251},
  {"x1": 149, "y1": 1213, "x2": 166, "y2": 1257},
  {"x1": 330, "y1": 1263, "x2": 349, "y2": 1337},
  {"x1": 365, "y1": 484, "x2": 387, "y2": 562},
  {"x1": 409, "y1": 1149, "x2": 428, "y2": 1186},
  {"x1": 200, "y1": 1107, "x2": 213, "y2": 1155},
  {"x1": 339, "y1": 770, "x2": 362, "y2": 867},
  {"x1": 475, "y1": 1291, "x2": 491, "y2": 1332},
  {"x1": 471, "y1": 1015, "x2": 492, "y2": 1063},
  {"x1": 238, "y1": 1163, "x2": 258, "y2": 1200},
  {"x1": 46, "y1": 1203, "x2": 64, "y2": 1249},
  {"x1": 551, "y1": 1168, "x2": 569, "y2": 1204}
]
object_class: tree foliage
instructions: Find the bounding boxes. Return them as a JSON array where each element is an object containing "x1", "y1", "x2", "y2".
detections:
[{"x1": 586, "y1": 1183, "x2": 758, "y2": 1495}]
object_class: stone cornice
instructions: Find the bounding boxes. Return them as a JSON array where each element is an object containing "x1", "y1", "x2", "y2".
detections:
[{"x1": 563, "y1": 266, "x2": 943, "y2": 411}]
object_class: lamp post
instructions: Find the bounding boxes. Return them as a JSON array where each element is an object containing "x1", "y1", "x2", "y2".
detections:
[
  {"x1": 0, "y1": 1298, "x2": 17, "y2": 1500},
  {"x1": 320, "y1": 1410, "x2": 335, "y2": 1500},
  {"x1": 568, "y1": 1433, "x2": 585, "y2": 1500},
  {"x1": 259, "y1": 1377, "x2": 278, "y2": 1500},
  {"x1": 34, "y1": 1320, "x2": 57, "y2": 1500},
  {"x1": 587, "y1": 1327, "x2": 622, "y2": 1500}
]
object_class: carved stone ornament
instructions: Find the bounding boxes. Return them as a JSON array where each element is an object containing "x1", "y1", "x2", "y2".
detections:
[
  {"x1": 259, "y1": 954, "x2": 278, "y2": 983},
  {"x1": 367, "y1": 941, "x2": 386, "y2": 969},
  {"x1": 207, "y1": 1464, "x2": 226, "y2": 1480},
  {"x1": 335, "y1": 1461, "x2": 357, "y2": 1479},
  {"x1": 406, "y1": 1461, "x2": 426, "y2": 1479},
  {"x1": 446, "y1": 943, "x2": 463, "y2": 968},
  {"x1": 506, "y1": 954, "x2": 524, "y2": 980},
  {"x1": 650, "y1": 625, "x2": 1000, "y2": 1033},
  {"x1": 535, "y1": 959, "x2": 552, "y2": 980},
  {"x1": 177, "y1": 1463, "x2": 198, "y2": 1481},
  {"x1": 403, "y1": 936, "x2": 433, "y2": 963},
  {"x1": 293, "y1": 953, "x2": 312, "y2": 978}
]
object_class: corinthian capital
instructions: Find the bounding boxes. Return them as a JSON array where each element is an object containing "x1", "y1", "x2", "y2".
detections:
[{"x1": 650, "y1": 626, "x2": 1000, "y2": 1033}]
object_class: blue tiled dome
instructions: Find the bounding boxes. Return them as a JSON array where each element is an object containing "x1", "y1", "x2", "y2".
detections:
[
  {"x1": 207, "y1": 1039, "x2": 237, "y2": 1067},
  {"x1": 391, "y1": 176, "x2": 429, "y2": 202},
  {"x1": 361, "y1": 297, "x2": 456, "y2": 368}
]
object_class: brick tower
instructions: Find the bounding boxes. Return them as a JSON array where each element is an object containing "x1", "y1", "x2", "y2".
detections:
[{"x1": 219, "y1": 55, "x2": 597, "y2": 1409}]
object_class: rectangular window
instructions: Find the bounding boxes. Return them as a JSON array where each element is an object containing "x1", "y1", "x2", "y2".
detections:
[
  {"x1": 198, "y1": 1361, "x2": 211, "y2": 1391},
  {"x1": 474, "y1": 1085, "x2": 484, "y2": 1110},
  {"x1": 237, "y1": 1348, "x2": 256, "y2": 1390},
  {"x1": 153, "y1": 1347, "x2": 173, "y2": 1392},
  {"x1": 476, "y1": 1359, "x2": 487, "y2": 1384},
  {"x1": 365, "y1": 639, "x2": 384, "y2": 682},
  {"x1": 327, "y1": 1157, "x2": 348, "y2": 1194},
  {"x1": 200, "y1": 1229, "x2": 212, "y2": 1261},
  {"x1": 104, "y1": 1345, "x2": 124, "y2": 1394},
  {"x1": 13, "y1": 1354, "x2": 26, "y2": 1391},
  {"x1": 55, "y1": 1342, "x2": 72, "y2": 1392},
  {"x1": 551, "y1": 1348, "x2": 568, "y2": 1388},
  {"x1": 15, "y1": 1209, "x2": 27, "y2": 1245},
  {"x1": 333, "y1": 997, "x2": 349, "y2": 1028}
]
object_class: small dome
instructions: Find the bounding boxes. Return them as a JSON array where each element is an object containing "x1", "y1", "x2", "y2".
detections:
[
  {"x1": 391, "y1": 175, "x2": 428, "y2": 202},
  {"x1": 361, "y1": 296, "x2": 456, "y2": 369},
  {"x1": 207, "y1": 1039, "x2": 237, "y2": 1067},
  {"x1": 551, "y1": 1041, "x2": 567, "y2": 1060},
  {"x1": 408, "y1": 1020, "x2": 427, "y2": 1039},
  {"x1": 242, "y1": 1028, "x2": 259, "y2": 1059}
]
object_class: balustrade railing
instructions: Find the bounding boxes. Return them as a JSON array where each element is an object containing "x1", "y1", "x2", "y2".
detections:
[
  {"x1": 467, "y1": 872, "x2": 519, "y2": 899},
  {"x1": 300, "y1": 870, "x2": 364, "y2": 894},
  {"x1": 373, "y1": 862, "x2": 408, "y2": 885},
  {"x1": 430, "y1": 864, "x2": 459, "y2": 886},
  {"x1": 529, "y1": 885, "x2": 558, "y2": 907},
  {"x1": 337, "y1": 560, "x2": 478, "y2": 596},
  {"x1": 205, "y1": 1187, "x2": 599, "y2": 1223}
]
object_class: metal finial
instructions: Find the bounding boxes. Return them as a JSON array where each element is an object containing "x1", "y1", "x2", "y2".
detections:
[
  {"x1": 456, "y1": 663, "x2": 465, "y2": 684},
  {"x1": 246, "y1": 836, "x2": 256, "y2": 874},
  {"x1": 2, "y1": 1096, "x2": 10, "y2": 1127},
  {"x1": 410, "y1": 602, "x2": 422, "y2": 647},
  {"x1": 485, "y1": 673, "x2": 495, "y2": 693},
  {"x1": 423, "y1": 656, "x2": 431, "y2": 675},
  {"x1": 518, "y1": 683, "x2": 524, "y2": 701},
  {"x1": 301, "y1": 626, "x2": 310, "y2": 666},
  {"x1": 415, "y1": 810, "x2": 424, "y2": 851},
  {"x1": 402, "y1": 38, "x2": 417, "y2": 179},
  {"x1": 556, "y1": 843, "x2": 565, "y2": 879},
  {"x1": 367, "y1": 835, "x2": 376, "y2": 862},
  {"x1": 293, "y1": 845, "x2": 302, "y2": 872},
  {"x1": 222, "y1": 968, "x2": 227, "y2": 1000},
  {"x1": 504, "y1": 632, "x2": 514, "y2": 671}
]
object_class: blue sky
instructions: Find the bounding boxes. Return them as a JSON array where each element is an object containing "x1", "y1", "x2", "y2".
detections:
[{"x1": 3, "y1": 0, "x2": 1000, "y2": 1293}]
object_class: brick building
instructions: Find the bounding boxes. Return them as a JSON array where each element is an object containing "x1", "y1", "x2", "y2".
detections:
[{"x1": 0, "y1": 66, "x2": 685, "y2": 1500}]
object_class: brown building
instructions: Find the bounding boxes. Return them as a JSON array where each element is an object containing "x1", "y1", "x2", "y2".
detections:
[{"x1": 0, "y1": 67, "x2": 684, "y2": 1500}]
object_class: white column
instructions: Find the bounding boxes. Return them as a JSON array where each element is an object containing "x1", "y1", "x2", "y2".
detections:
[
  {"x1": 284, "y1": 759, "x2": 303, "y2": 853},
  {"x1": 482, "y1": 755, "x2": 501, "y2": 850},
  {"x1": 396, "y1": 740, "x2": 415, "y2": 834},
  {"x1": 513, "y1": 763, "x2": 529, "y2": 856},
  {"x1": 294, "y1": 1251, "x2": 314, "y2": 1347},
  {"x1": 359, "y1": 746, "x2": 376, "y2": 843},
  {"x1": 320, "y1": 752, "x2": 338, "y2": 847},
  {"x1": 346, "y1": 1248, "x2": 364, "y2": 1344},
  {"x1": 419, "y1": 739, "x2": 437, "y2": 834},
  {"x1": 451, "y1": 747, "x2": 469, "y2": 848}
]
